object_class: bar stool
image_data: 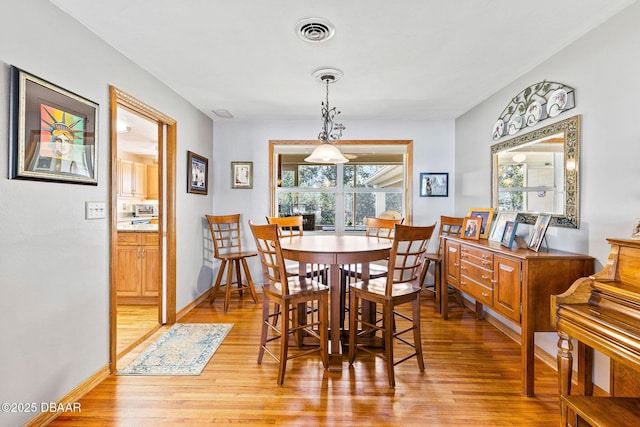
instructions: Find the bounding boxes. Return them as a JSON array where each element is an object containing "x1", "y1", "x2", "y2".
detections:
[{"x1": 206, "y1": 214, "x2": 258, "y2": 312}]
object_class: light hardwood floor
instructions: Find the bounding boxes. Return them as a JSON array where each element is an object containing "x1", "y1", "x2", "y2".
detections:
[
  {"x1": 52, "y1": 292, "x2": 561, "y2": 426},
  {"x1": 116, "y1": 304, "x2": 160, "y2": 357}
]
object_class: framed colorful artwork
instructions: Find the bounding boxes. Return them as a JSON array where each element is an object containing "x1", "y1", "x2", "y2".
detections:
[
  {"x1": 9, "y1": 66, "x2": 98, "y2": 185},
  {"x1": 231, "y1": 161, "x2": 253, "y2": 189},
  {"x1": 466, "y1": 208, "x2": 495, "y2": 239},
  {"x1": 187, "y1": 151, "x2": 208, "y2": 195}
]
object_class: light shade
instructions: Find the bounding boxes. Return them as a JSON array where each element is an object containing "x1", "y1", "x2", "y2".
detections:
[{"x1": 304, "y1": 143, "x2": 349, "y2": 164}]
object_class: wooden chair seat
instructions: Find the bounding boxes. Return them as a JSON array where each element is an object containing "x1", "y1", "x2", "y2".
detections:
[{"x1": 206, "y1": 214, "x2": 258, "y2": 312}]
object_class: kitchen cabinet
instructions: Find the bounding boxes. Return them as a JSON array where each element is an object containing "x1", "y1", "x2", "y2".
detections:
[
  {"x1": 118, "y1": 159, "x2": 147, "y2": 198},
  {"x1": 442, "y1": 235, "x2": 593, "y2": 396},
  {"x1": 116, "y1": 231, "x2": 160, "y2": 304},
  {"x1": 146, "y1": 164, "x2": 159, "y2": 199}
]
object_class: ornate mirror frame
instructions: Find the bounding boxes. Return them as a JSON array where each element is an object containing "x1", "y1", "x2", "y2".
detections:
[{"x1": 491, "y1": 114, "x2": 580, "y2": 228}]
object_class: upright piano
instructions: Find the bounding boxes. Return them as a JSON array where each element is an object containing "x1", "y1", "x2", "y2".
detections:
[{"x1": 552, "y1": 238, "x2": 640, "y2": 426}]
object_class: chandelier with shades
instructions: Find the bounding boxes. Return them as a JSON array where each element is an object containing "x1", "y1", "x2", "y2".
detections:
[{"x1": 304, "y1": 68, "x2": 348, "y2": 164}]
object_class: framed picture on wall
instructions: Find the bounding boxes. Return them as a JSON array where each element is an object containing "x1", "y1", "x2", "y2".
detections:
[
  {"x1": 9, "y1": 65, "x2": 98, "y2": 185},
  {"x1": 419, "y1": 172, "x2": 448, "y2": 197},
  {"x1": 187, "y1": 151, "x2": 208, "y2": 195},
  {"x1": 231, "y1": 161, "x2": 253, "y2": 189}
]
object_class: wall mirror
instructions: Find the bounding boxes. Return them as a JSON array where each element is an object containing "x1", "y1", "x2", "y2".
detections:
[{"x1": 491, "y1": 114, "x2": 580, "y2": 228}]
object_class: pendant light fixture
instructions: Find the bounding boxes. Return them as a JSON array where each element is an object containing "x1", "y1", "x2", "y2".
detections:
[{"x1": 305, "y1": 68, "x2": 348, "y2": 164}]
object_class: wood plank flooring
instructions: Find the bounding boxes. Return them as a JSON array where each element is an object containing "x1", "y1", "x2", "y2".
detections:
[
  {"x1": 51, "y1": 292, "x2": 561, "y2": 426},
  {"x1": 116, "y1": 304, "x2": 160, "y2": 356}
]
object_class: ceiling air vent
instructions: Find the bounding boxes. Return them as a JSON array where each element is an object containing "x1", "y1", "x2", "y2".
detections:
[{"x1": 295, "y1": 18, "x2": 335, "y2": 43}]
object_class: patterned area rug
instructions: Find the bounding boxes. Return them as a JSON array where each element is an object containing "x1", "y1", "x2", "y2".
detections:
[{"x1": 119, "y1": 323, "x2": 232, "y2": 375}]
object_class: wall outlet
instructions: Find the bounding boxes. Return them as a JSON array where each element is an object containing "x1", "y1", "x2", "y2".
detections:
[{"x1": 85, "y1": 201, "x2": 106, "y2": 219}]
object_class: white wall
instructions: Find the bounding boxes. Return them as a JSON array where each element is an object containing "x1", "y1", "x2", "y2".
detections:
[
  {"x1": 0, "y1": 1, "x2": 213, "y2": 425},
  {"x1": 212, "y1": 119, "x2": 455, "y2": 279},
  {"x1": 455, "y1": 1, "x2": 640, "y2": 391}
]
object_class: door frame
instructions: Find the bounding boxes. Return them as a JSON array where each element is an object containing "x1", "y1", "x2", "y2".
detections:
[{"x1": 109, "y1": 86, "x2": 177, "y2": 373}]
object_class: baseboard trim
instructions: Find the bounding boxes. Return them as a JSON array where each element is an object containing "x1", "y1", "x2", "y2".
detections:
[{"x1": 24, "y1": 364, "x2": 110, "y2": 427}]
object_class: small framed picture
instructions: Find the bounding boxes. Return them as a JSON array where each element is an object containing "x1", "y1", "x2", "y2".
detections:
[
  {"x1": 489, "y1": 212, "x2": 518, "y2": 242},
  {"x1": 467, "y1": 208, "x2": 495, "y2": 239},
  {"x1": 187, "y1": 151, "x2": 208, "y2": 195},
  {"x1": 9, "y1": 66, "x2": 98, "y2": 185},
  {"x1": 231, "y1": 161, "x2": 253, "y2": 189},
  {"x1": 420, "y1": 172, "x2": 448, "y2": 197},
  {"x1": 461, "y1": 216, "x2": 482, "y2": 240},
  {"x1": 527, "y1": 214, "x2": 552, "y2": 252},
  {"x1": 500, "y1": 221, "x2": 519, "y2": 248}
]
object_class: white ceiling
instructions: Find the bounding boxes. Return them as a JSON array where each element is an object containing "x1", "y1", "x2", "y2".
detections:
[{"x1": 51, "y1": 0, "x2": 636, "y2": 122}]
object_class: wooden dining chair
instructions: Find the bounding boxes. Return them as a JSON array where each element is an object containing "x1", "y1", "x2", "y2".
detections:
[
  {"x1": 349, "y1": 223, "x2": 435, "y2": 387},
  {"x1": 420, "y1": 215, "x2": 465, "y2": 313},
  {"x1": 206, "y1": 214, "x2": 258, "y2": 312},
  {"x1": 249, "y1": 221, "x2": 329, "y2": 386}
]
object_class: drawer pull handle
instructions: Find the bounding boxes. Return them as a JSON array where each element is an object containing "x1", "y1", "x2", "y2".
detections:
[
  {"x1": 460, "y1": 266, "x2": 467, "y2": 271},
  {"x1": 482, "y1": 260, "x2": 489, "y2": 266},
  {"x1": 491, "y1": 279, "x2": 497, "y2": 284},
  {"x1": 481, "y1": 275, "x2": 488, "y2": 280},
  {"x1": 481, "y1": 292, "x2": 489, "y2": 298}
]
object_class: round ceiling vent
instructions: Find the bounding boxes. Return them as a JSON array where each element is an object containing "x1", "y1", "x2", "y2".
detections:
[
  {"x1": 295, "y1": 18, "x2": 335, "y2": 43},
  {"x1": 312, "y1": 68, "x2": 343, "y2": 84}
]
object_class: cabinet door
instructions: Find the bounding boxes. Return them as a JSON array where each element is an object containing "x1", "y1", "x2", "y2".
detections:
[
  {"x1": 445, "y1": 240, "x2": 461, "y2": 287},
  {"x1": 493, "y1": 255, "x2": 521, "y2": 322},
  {"x1": 146, "y1": 164, "x2": 159, "y2": 199},
  {"x1": 116, "y1": 246, "x2": 141, "y2": 296},
  {"x1": 141, "y1": 245, "x2": 160, "y2": 297},
  {"x1": 133, "y1": 162, "x2": 147, "y2": 198},
  {"x1": 119, "y1": 159, "x2": 134, "y2": 197}
]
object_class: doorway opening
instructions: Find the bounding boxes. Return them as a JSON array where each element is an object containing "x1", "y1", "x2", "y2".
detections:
[{"x1": 109, "y1": 86, "x2": 177, "y2": 373}]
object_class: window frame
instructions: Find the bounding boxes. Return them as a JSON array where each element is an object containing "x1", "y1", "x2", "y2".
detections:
[{"x1": 269, "y1": 140, "x2": 413, "y2": 233}]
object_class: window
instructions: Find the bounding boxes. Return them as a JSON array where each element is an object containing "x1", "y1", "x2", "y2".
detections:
[{"x1": 270, "y1": 141, "x2": 412, "y2": 233}]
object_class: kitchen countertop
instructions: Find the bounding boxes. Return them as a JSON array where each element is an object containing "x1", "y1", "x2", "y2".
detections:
[{"x1": 117, "y1": 224, "x2": 159, "y2": 232}]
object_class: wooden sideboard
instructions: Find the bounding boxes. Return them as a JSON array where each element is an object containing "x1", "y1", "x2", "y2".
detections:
[{"x1": 441, "y1": 235, "x2": 594, "y2": 396}]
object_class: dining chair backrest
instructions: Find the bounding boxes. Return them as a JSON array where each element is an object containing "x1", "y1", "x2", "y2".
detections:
[
  {"x1": 436, "y1": 216, "x2": 465, "y2": 256},
  {"x1": 384, "y1": 224, "x2": 436, "y2": 296},
  {"x1": 365, "y1": 216, "x2": 404, "y2": 240},
  {"x1": 249, "y1": 221, "x2": 290, "y2": 294},
  {"x1": 206, "y1": 214, "x2": 245, "y2": 258},
  {"x1": 266, "y1": 215, "x2": 303, "y2": 238}
]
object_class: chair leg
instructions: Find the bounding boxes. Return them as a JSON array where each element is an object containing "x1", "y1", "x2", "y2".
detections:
[
  {"x1": 240, "y1": 258, "x2": 258, "y2": 304},
  {"x1": 434, "y1": 263, "x2": 441, "y2": 313},
  {"x1": 258, "y1": 294, "x2": 270, "y2": 364},
  {"x1": 348, "y1": 290, "x2": 358, "y2": 365},
  {"x1": 234, "y1": 259, "x2": 243, "y2": 298},
  {"x1": 319, "y1": 293, "x2": 329, "y2": 369},
  {"x1": 413, "y1": 298, "x2": 425, "y2": 371},
  {"x1": 277, "y1": 300, "x2": 290, "y2": 386},
  {"x1": 210, "y1": 259, "x2": 227, "y2": 304},
  {"x1": 224, "y1": 260, "x2": 235, "y2": 312},
  {"x1": 384, "y1": 302, "x2": 395, "y2": 388}
]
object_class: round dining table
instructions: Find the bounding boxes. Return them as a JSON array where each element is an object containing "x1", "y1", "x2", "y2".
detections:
[{"x1": 279, "y1": 234, "x2": 392, "y2": 370}]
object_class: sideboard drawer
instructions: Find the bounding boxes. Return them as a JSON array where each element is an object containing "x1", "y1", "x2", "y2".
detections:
[
  {"x1": 459, "y1": 276, "x2": 493, "y2": 306},
  {"x1": 460, "y1": 260, "x2": 493, "y2": 288}
]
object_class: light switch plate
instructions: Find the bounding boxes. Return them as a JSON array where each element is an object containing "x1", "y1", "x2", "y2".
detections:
[{"x1": 85, "y1": 201, "x2": 106, "y2": 219}]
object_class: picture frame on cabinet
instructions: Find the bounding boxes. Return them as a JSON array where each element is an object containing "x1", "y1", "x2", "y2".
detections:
[
  {"x1": 527, "y1": 214, "x2": 552, "y2": 252},
  {"x1": 9, "y1": 65, "x2": 98, "y2": 185},
  {"x1": 419, "y1": 172, "x2": 448, "y2": 197},
  {"x1": 489, "y1": 211, "x2": 518, "y2": 242},
  {"x1": 466, "y1": 207, "x2": 495, "y2": 239},
  {"x1": 187, "y1": 151, "x2": 208, "y2": 195},
  {"x1": 500, "y1": 221, "x2": 519, "y2": 248},
  {"x1": 461, "y1": 216, "x2": 482, "y2": 240},
  {"x1": 231, "y1": 161, "x2": 253, "y2": 189}
]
